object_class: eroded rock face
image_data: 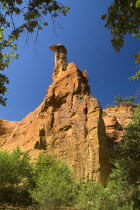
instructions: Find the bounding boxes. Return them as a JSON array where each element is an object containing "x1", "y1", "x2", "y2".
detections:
[
  {"x1": 103, "y1": 104, "x2": 140, "y2": 146},
  {"x1": 0, "y1": 62, "x2": 109, "y2": 186},
  {"x1": 0, "y1": 119, "x2": 19, "y2": 146}
]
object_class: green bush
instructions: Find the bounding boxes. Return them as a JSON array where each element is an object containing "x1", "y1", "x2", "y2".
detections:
[
  {"x1": 113, "y1": 96, "x2": 135, "y2": 106},
  {"x1": 106, "y1": 169, "x2": 136, "y2": 210},
  {"x1": 0, "y1": 148, "x2": 77, "y2": 207},
  {"x1": 106, "y1": 112, "x2": 140, "y2": 209},
  {"x1": 111, "y1": 112, "x2": 140, "y2": 185},
  {"x1": 0, "y1": 147, "x2": 31, "y2": 204},
  {"x1": 76, "y1": 181, "x2": 114, "y2": 210},
  {"x1": 29, "y1": 154, "x2": 77, "y2": 208},
  {"x1": 76, "y1": 180, "x2": 136, "y2": 210}
]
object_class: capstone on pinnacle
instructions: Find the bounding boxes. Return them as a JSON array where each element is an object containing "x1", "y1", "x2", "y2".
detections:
[{"x1": 49, "y1": 44, "x2": 67, "y2": 81}]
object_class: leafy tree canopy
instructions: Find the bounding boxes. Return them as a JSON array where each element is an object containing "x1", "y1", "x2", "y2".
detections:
[
  {"x1": 113, "y1": 95, "x2": 135, "y2": 105},
  {"x1": 0, "y1": 0, "x2": 69, "y2": 106},
  {"x1": 102, "y1": 0, "x2": 140, "y2": 52},
  {"x1": 102, "y1": 0, "x2": 140, "y2": 81}
]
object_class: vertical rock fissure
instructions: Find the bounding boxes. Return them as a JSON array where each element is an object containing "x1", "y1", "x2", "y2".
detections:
[{"x1": 98, "y1": 112, "x2": 110, "y2": 186}]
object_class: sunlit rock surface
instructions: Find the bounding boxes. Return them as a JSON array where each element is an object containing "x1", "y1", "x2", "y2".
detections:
[{"x1": 0, "y1": 62, "x2": 110, "y2": 185}]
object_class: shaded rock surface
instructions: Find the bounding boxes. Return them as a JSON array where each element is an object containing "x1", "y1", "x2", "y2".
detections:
[{"x1": 0, "y1": 62, "x2": 109, "y2": 186}]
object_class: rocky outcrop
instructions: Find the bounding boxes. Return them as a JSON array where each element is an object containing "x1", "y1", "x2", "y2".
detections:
[
  {"x1": 39, "y1": 62, "x2": 109, "y2": 185},
  {"x1": 0, "y1": 119, "x2": 18, "y2": 147},
  {"x1": 1, "y1": 43, "x2": 139, "y2": 186},
  {"x1": 103, "y1": 104, "x2": 140, "y2": 146},
  {"x1": 0, "y1": 56, "x2": 109, "y2": 186},
  {"x1": 49, "y1": 44, "x2": 67, "y2": 81}
]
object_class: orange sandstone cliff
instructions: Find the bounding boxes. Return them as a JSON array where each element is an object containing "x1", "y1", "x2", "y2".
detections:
[
  {"x1": 103, "y1": 104, "x2": 139, "y2": 147},
  {"x1": 1, "y1": 44, "x2": 138, "y2": 185},
  {"x1": 0, "y1": 44, "x2": 110, "y2": 186},
  {"x1": 0, "y1": 62, "x2": 109, "y2": 185}
]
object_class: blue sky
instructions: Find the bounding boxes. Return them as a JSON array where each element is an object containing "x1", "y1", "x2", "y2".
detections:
[{"x1": 1, "y1": 0, "x2": 140, "y2": 121}]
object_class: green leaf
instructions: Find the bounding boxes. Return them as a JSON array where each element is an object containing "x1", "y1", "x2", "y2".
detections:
[
  {"x1": 129, "y1": 70, "x2": 140, "y2": 80},
  {"x1": 136, "y1": 0, "x2": 140, "y2": 8},
  {"x1": 101, "y1": 14, "x2": 107, "y2": 20},
  {"x1": 44, "y1": 21, "x2": 48, "y2": 26},
  {"x1": 16, "y1": 0, "x2": 23, "y2": 5},
  {"x1": 135, "y1": 51, "x2": 140, "y2": 63}
]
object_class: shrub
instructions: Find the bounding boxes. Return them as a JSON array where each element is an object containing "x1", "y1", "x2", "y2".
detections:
[
  {"x1": 106, "y1": 112, "x2": 140, "y2": 209},
  {"x1": 29, "y1": 154, "x2": 77, "y2": 208},
  {"x1": 111, "y1": 112, "x2": 140, "y2": 185},
  {"x1": 76, "y1": 181, "x2": 116, "y2": 210},
  {"x1": 76, "y1": 180, "x2": 137, "y2": 210},
  {"x1": 0, "y1": 147, "x2": 31, "y2": 204},
  {"x1": 113, "y1": 96, "x2": 135, "y2": 106}
]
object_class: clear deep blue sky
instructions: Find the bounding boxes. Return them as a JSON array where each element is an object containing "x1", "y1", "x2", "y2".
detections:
[{"x1": 1, "y1": 0, "x2": 140, "y2": 121}]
